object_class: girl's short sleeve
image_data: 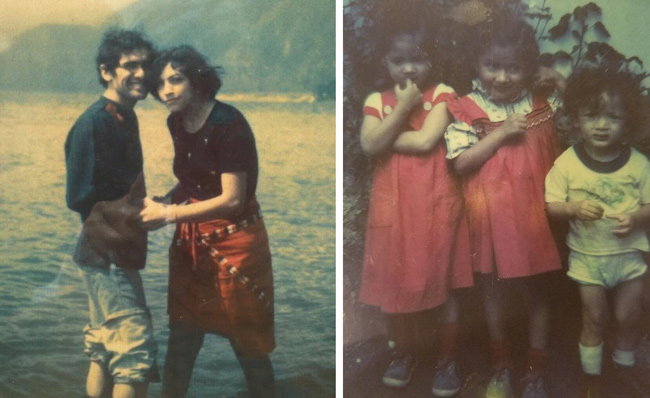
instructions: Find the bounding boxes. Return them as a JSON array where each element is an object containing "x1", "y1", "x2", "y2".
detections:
[
  {"x1": 430, "y1": 83, "x2": 456, "y2": 107},
  {"x1": 444, "y1": 120, "x2": 478, "y2": 159},
  {"x1": 362, "y1": 92, "x2": 382, "y2": 120}
]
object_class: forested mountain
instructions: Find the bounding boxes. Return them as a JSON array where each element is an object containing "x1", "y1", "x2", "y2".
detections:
[{"x1": 0, "y1": 0, "x2": 334, "y2": 97}]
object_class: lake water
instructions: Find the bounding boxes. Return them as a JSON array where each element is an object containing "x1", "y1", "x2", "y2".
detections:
[{"x1": 0, "y1": 92, "x2": 335, "y2": 397}]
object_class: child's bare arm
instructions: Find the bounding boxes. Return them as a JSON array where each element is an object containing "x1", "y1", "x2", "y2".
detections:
[
  {"x1": 392, "y1": 102, "x2": 451, "y2": 154},
  {"x1": 360, "y1": 80, "x2": 422, "y2": 157},
  {"x1": 547, "y1": 200, "x2": 605, "y2": 221},
  {"x1": 607, "y1": 204, "x2": 650, "y2": 237},
  {"x1": 452, "y1": 113, "x2": 527, "y2": 174}
]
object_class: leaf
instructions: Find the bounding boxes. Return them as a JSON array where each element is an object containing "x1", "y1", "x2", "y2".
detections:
[
  {"x1": 539, "y1": 53, "x2": 554, "y2": 66},
  {"x1": 548, "y1": 19, "x2": 569, "y2": 40},
  {"x1": 572, "y1": 30, "x2": 581, "y2": 40},
  {"x1": 628, "y1": 56, "x2": 644, "y2": 67},
  {"x1": 559, "y1": 13, "x2": 572, "y2": 24},
  {"x1": 584, "y1": 51, "x2": 598, "y2": 63},
  {"x1": 573, "y1": 6, "x2": 587, "y2": 21},
  {"x1": 572, "y1": 44, "x2": 580, "y2": 54},
  {"x1": 553, "y1": 51, "x2": 573, "y2": 63},
  {"x1": 584, "y1": 2, "x2": 602, "y2": 15},
  {"x1": 593, "y1": 22, "x2": 610, "y2": 38}
]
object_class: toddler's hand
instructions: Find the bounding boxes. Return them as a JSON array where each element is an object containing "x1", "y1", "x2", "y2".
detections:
[
  {"x1": 607, "y1": 213, "x2": 634, "y2": 237},
  {"x1": 572, "y1": 200, "x2": 604, "y2": 221},
  {"x1": 395, "y1": 79, "x2": 422, "y2": 112},
  {"x1": 499, "y1": 113, "x2": 527, "y2": 140}
]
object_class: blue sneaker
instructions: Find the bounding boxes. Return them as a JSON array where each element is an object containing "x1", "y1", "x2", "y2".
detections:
[
  {"x1": 485, "y1": 368, "x2": 513, "y2": 398},
  {"x1": 382, "y1": 354, "x2": 418, "y2": 388},
  {"x1": 432, "y1": 359, "x2": 462, "y2": 397},
  {"x1": 521, "y1": 372, "x2": 548, "y2": 398}
]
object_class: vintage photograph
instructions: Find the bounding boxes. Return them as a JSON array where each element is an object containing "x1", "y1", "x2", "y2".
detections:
[
  {"x1": 343, "y1": 0, "x2": 650, "y2": 397},
  {"x1": 0, "y1": 1, "x2": 334, "y2": 397}
]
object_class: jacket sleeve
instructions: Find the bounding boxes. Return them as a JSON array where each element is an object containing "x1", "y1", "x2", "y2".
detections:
[{"x1": 65, "y1": 114, "x2": 99, "y2": 219}]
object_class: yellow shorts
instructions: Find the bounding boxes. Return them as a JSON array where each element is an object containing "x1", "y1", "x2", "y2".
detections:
[{"x1": 568, "y1": 250, "x2": 647, "y2": 289}]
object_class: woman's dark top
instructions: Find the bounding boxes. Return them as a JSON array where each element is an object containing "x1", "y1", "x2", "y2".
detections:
[{"x1": 168, "y1": 101, "x2": 259, "y2": 203}]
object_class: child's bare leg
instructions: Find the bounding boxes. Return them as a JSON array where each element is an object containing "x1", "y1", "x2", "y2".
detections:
[
  {"x1": 613, "y1": 277, "x2": 644, "y2": 352},
  {"x1": 482, "y1": 277, "x2": 506, "y2": 343},
  {"x1": 113, "y1": 382, "x2": 148, "y2": 398},
  {"x1": 481, "y1": 276, "x2": 511, "y2": 372},
  {"x1": 642, "y1": 271, "x2": 650, "y2": 336},
  {"x1": 87, "y1": 361, "x2": 112, "y2": 398},
  {"x1": 579, "y1": 285, "x2": 607, "y2": 346},
  {"x1": 436, "y1": 290, "x2": 460, "y2": 366},
  {"x1": 521, "y1": 279, "x2": 550, "y2": 351},
  {"x1": 443, "y1": 290, "x2": 460, "y2": 325}
]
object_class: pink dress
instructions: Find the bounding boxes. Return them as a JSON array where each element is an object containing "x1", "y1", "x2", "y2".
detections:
[
  {"x1": 446, "y1": 86, "x2": 563, "y2": 278},
  {"x1": 359, "y1": 84, "x2": 473, "y2": 314}
]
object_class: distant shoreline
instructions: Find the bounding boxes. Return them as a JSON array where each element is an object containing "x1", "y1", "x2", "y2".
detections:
[{"x1": 0, "y1": 89, "x2": 326, "y2": 105}]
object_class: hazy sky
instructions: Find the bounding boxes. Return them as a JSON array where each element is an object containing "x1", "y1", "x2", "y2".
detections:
[
  {"x1": 2, "y1": 0, "x2": 649, "y2": 67},
  {"x1": 0, "y1": 0, "x2": 139, "y2": 50}
]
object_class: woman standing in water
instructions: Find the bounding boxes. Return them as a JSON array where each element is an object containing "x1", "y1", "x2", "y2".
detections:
[{"x1": 140, "y1": 45, "x2": 275, "y2": 398}]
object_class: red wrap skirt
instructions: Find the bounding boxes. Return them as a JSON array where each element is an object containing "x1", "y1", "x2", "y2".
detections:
[{"x1": 168, "y1": 199, "x2": 275, "y2": 355}]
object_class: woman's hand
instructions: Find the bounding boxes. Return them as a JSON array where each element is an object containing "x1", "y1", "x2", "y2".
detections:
[{"x1": 139, "y1": 197, "x2": 177, "y2": 231}]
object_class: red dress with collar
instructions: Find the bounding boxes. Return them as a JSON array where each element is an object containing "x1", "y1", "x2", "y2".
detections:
[
  {"x1": 446, "y1": 91, "x2": 563, "y2": 278},
  {"x1": 359, "y1": 85, "x2": 473, "y2": 314}
]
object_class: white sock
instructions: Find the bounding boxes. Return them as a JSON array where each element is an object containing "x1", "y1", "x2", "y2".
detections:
[
  {"x1": 579, "y1": 342, "x2": 603, "y2": 375},
  {"x1": 613, "y1": 348, "x2": 635, "y2": 367}
]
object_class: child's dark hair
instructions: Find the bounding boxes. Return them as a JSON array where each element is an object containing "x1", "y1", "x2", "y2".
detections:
[
  {"x1": 564, "y1": 68, "x2": 644, "y2": 139},
  {"x1": 473, "y1": 17, "x2": 539, "y2": 84},
  {"x1": 375, "y1": 2, "x2": 439, "y2": 88},
  {"x1": 95, "y1": 28, "x2": 156, "y2": 88},
  {"x1": 147, "y1": 45, "x2": 224, "y2": 101}
]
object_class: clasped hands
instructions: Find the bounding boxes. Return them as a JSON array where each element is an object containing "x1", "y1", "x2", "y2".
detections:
[
  {"x1": 139, "y1": 196, "x2": 178, "y2": 231},
  {"x1": 573, "y1": 200, "x2": 635, "y2": 237}
]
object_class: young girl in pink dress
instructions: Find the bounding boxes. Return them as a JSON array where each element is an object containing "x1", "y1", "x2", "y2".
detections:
[
  {"x1": 444, "y1": 18, "x2": 566, "y2": 398},
  {"x1": 358, "y1": 15, "x2": 473, "y2": 396}
]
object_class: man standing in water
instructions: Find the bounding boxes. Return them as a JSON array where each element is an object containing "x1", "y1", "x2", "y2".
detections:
[{"x1": 64, "y1": 29, "x2": 158, "y2": 398}]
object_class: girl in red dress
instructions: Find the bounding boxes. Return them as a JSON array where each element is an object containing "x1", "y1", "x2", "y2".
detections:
[
  {"x1": 444, "y1": 18, "x2": 566, "y2": 398},
  {"x1": 358, "y1": 14, "x2": 473, "y2": 396}
]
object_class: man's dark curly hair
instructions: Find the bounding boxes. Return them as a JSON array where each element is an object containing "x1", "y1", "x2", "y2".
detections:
[
  {"x1": 95, "y1": 28, "x2": 156, "y2": 87},
  {"x1": 564, "y1": 68, "x2": 644, "y2": 140},
  {"x1": 147, "y1": 45, "x2": 223, "y2": 101}
]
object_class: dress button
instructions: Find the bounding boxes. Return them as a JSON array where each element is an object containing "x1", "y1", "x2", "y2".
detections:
[
  {"x1": 423, "y1": 101, "x2": 432, "y2": 111},
  {"x1": 383, "y1": 105, "x2": 392, "y2": 115},
  {"x1": 188, "y1": 152, "x2": 192, "y2": 159}
]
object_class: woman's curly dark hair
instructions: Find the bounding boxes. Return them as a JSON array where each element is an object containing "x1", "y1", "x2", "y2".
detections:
[
  {"x1": 563, "y1": 68, "x2": 645, "y2": 140},
  {"x1": 147, "y1": 45, "x2": 223, "y2": 101}
]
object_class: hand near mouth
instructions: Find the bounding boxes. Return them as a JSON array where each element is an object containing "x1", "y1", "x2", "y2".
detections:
[{"x1": 395, "y1": 78, "x2": 422, "y2": 112}]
